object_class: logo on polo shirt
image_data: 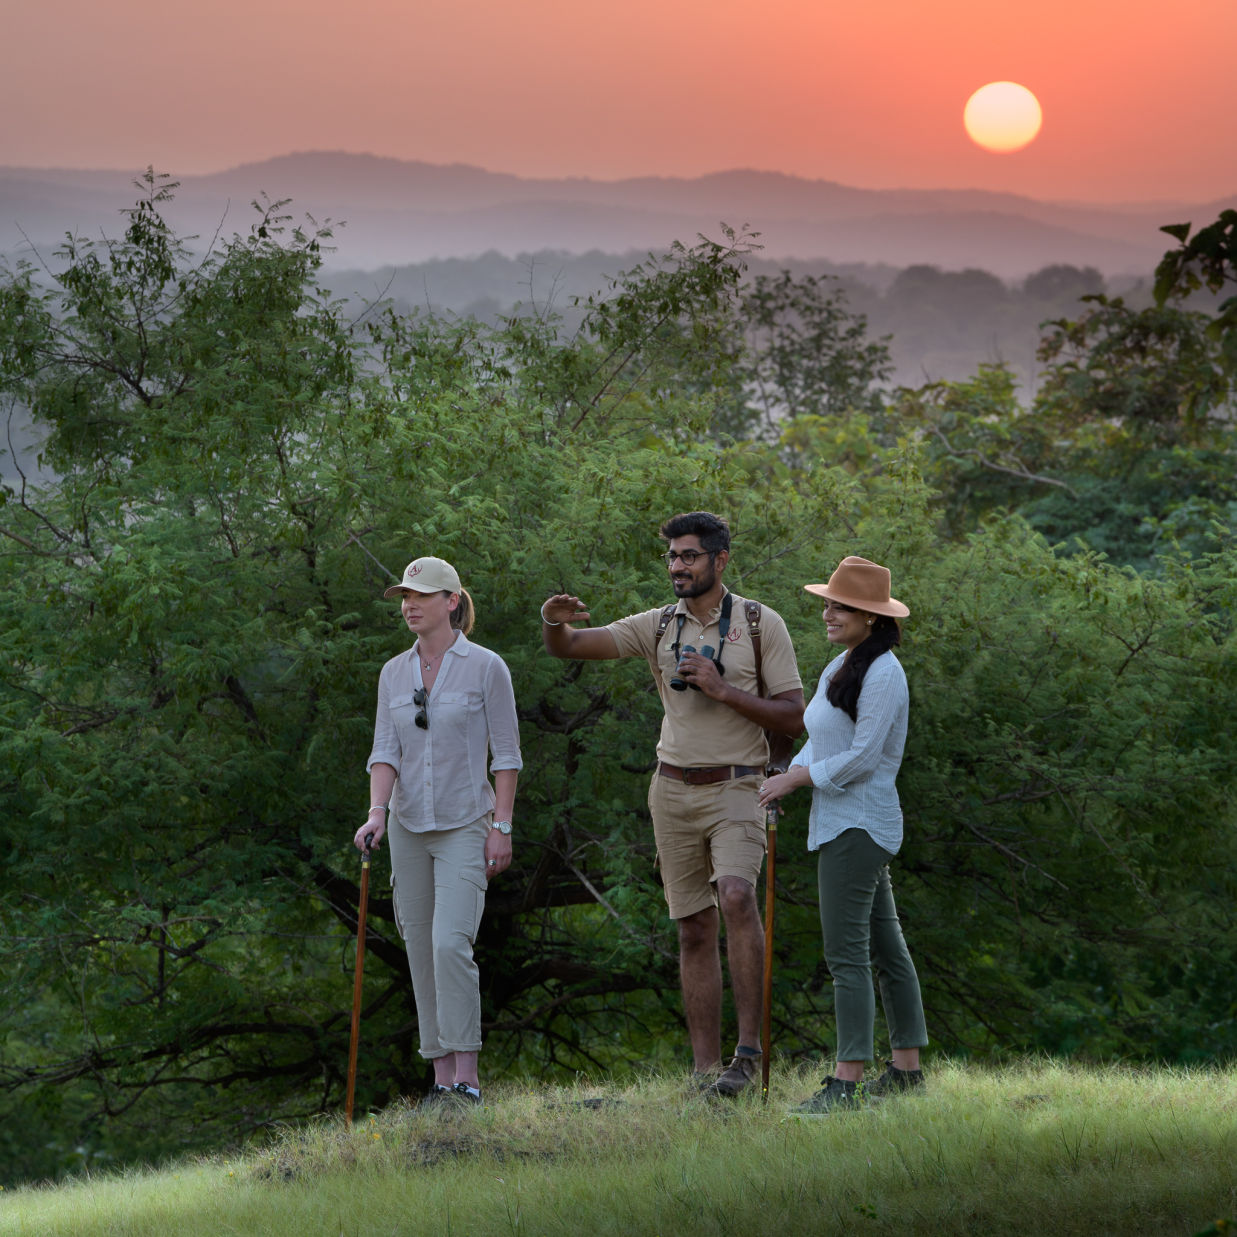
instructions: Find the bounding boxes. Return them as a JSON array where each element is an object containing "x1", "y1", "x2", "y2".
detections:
[{"x1": 726, "y1": 627, "x2": 742, "y2": 643}]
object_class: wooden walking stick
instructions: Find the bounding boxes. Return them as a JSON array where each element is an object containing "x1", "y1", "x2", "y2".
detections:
[
  {"x1": 761, "y1": 801, "x2": 778, "y2": 1103},
  {"x1": 345, "y1": 833, "x2": 374, "y2": 1126}
]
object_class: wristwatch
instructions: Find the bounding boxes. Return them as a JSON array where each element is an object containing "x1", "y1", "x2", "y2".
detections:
[{"x1": 490, "y1": 820, "x2": 513, "y2": 835}]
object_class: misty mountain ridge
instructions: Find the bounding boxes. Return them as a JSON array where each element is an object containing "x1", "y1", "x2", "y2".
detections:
[{"x1": 3, "y1": 151, "x2": 1231, "y2": 278}]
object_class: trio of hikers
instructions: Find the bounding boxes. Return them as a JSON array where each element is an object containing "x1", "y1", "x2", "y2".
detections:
[{"x1": 352, "y1": 511, "x2": 927, "y2": 1112}]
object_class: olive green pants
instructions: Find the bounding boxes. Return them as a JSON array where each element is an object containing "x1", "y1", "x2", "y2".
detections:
[{"x1": 816, "y1": 827, "x2": 928, "y2": 1062}]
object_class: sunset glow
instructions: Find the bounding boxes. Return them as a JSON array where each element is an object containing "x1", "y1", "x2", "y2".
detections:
[{"x1": 1, "y1": 0, "x2": 1235, "y2": 203}]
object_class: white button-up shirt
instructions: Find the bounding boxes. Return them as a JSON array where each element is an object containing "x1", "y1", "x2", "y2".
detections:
[
  {"x1": 367, "y1": 632, "x2": 523, "y2": 831},
  {"x1": 791, "y1": 649, "x2": 908, "y2": 855}
]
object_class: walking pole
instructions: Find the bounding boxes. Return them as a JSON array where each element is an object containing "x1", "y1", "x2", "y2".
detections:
[
  {"x1": 345, "y1": 833, "x2": 374, "y2": 1126},
  {"x1": 761, "y1": 801, "x2": 778, "y2": 1103}
]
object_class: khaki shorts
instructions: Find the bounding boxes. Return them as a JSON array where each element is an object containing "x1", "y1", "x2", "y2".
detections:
[{"x1": 647, "y1": 772, "x2": 766, "y2": 919}]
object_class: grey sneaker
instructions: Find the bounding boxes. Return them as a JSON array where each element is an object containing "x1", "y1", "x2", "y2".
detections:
[
  {"x1": 705, "y1": 1052, "x2": 760, "y2": 1098},
  {"x1": 792, "y1": 1076, "x2": 861, "y2": 1115},
  {"x1": 864, "y1": 1064, "x2": 924, "y2": 1098}
]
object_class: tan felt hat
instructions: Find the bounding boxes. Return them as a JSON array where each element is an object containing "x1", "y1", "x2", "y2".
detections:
[{"x1": 804, "y1": 556, "x2": 909, "y2": 618}]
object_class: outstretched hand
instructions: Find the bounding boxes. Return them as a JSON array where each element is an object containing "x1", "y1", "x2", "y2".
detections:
[{"x1": 541, "y1": 594, "x2": 592, "y2": 626}]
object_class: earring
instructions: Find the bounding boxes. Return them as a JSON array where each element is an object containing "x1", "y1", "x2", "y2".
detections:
[{"x1": 866, "y1": 618, "x2": 874, "y2": 626}]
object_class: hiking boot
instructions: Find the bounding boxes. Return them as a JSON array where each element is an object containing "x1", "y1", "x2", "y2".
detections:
[
  {"x1": 792, "y1": 1076, "x2": 861, "y2": 1115},
  {"x1": 691, "y1": 1069, "x2": 720, "y2": 1094},
  {"x1": 705, "y1": 1052, "x2": 760, "y2": 1098},
  {"x1": 864, "y1": 1064, "x2": 924, "y2": 1099}
]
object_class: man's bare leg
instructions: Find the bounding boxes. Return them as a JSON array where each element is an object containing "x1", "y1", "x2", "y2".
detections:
[
  {"x1": 678, "y1": 905, "x2": 723, "y2": 1071},
  {"x1": 717, "y1": 875, "x2": 764, "y2": 1054}
]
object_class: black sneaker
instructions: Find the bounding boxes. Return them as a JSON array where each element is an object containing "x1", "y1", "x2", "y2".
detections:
[
  {"x1": 451, "y1": 1082, "x2": 483, "y2": 1107},
  {"x1": 421, "y1": 1084, "x2": 454, "y2": 1108},
  {"x1": 791, "y1": 1076, "x2": 861, "y2": 1115},
  {"x1": 864, "y1": 1064, "x2": 924, "y2": 1098}
]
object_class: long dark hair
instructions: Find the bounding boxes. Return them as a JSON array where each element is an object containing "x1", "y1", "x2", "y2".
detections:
[{"x1": 826, "y1": 615, "x2": 901, "y2": 721}]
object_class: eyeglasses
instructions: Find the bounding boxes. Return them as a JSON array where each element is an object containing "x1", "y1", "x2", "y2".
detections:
[
  {"x1": 414, "y1": 686, "x2": 428, "y2": 730},
  {"x1": 663, "y1": 549, "x2": 714, "y2": 567}
]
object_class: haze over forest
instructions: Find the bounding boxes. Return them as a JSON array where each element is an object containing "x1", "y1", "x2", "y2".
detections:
[
  {"x1": 4, "y1": 151, "x2": 1225, "y2": 277},
  {"x1": 4, "y1": 151, "x2": 1227, "y2": 453}
]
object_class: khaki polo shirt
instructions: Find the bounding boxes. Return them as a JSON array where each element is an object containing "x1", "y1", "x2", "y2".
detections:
[{"x1": 606, "y1": 588, "x2": 802, "y2": 768}]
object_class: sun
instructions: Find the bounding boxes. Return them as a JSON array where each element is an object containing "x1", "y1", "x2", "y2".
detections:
[{"x1": 963, "y1": 82, "x2": 1043, "y2": 153}]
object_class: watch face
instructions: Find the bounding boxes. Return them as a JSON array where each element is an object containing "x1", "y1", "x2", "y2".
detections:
[{"x1": 492, "y1": 820, "x2": 512, "y2": 834}]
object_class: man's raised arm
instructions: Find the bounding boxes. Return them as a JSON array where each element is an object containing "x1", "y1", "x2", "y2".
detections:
[{"x1": 540, "y1": 593, "x2": 621, "y2": 660}]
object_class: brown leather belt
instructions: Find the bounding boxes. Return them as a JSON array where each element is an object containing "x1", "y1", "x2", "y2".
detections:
[{"x1": 657, "y1": 762, "x2": 763, "y2": 785}]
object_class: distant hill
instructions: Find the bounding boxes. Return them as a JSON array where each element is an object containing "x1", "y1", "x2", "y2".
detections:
[{"x1": 2, "y1": 152, "x2": 1231, "y2": 278}]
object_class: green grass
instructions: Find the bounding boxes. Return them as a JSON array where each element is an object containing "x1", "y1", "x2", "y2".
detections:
[{"x1": 1, "y1": 1060, "x2": 1234, "y2": 1236}]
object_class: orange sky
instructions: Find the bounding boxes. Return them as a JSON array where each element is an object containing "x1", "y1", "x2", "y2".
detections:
[{"x1": 4, "y1": 0, "x2": 1235, "y2": 203}]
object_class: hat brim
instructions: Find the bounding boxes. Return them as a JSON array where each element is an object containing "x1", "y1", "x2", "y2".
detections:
[
  {"x1": 803, "y1": 582, "x2": 909, "y2": 618},
  {"x1": 383, "y1": 582, "x2": 443, "y2": 598}
]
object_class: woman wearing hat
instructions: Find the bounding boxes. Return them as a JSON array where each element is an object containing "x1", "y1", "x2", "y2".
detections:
[
  {"x1": 758, "y1": 557, "x2": 927, "y2": 1113},
  {"x1": 353, "y1": 556, "x2": 522, "y2": 1108}
]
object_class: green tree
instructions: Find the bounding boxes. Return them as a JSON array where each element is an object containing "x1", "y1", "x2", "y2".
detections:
[
  {"x1": 0, "y1": 183, "x2": 925, "y2": 1179},
  {"x1": 893, "y1": 525, "x2": 1237, "y2": 1058},
  {"x1": 3, "y1": 183, "x2": 1235, "y2": 1187},
  {"x1": 881, "y1": 215, "x2": 1237, "y2": 569},
  {"x1": 725, "y1": 270, "x2": 892, "y2": 439}
]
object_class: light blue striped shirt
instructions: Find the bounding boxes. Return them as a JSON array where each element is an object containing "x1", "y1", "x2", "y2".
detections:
[{"x1": 791, "y1": 649, "x2": 908, "y2": 855}]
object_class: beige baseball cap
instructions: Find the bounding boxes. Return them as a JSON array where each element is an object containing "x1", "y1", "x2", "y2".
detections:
[{"x1": 383, "y1": 556, "x2": 462, "y2": 598}]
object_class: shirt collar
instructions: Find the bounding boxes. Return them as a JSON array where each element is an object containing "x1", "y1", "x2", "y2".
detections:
[
  {"x1": 675, "y1": 586, "x2": 730, "y2": 624},
  {"x1": 409, "y1": 630, "x2": 469, "y2": 664}
]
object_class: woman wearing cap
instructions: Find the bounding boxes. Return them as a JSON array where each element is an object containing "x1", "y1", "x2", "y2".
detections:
[
  {"x1": 758, "y1": 557, "x2": 927, "y2": 1113},
  {"x1": 353, "y1": 556, "x2": 522, "y2": 1108}
]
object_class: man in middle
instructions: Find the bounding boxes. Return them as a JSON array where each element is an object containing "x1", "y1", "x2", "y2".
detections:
[{"x1": 540, "y1": 511, "x2": 804, "y2": 1097}]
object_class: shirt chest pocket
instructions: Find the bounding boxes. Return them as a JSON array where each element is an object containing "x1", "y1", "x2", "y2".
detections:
[
  {"x1": 432, "y1": 689, "x2": 482, "y2": 741},
  {"x1": 388, "y1": 692, "x2": 425, "y2": 742}
]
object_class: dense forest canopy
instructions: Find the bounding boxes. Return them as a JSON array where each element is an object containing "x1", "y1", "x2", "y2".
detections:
[{"x1": 1, "y1": 177, "x2": 1234, "y2": 1185}]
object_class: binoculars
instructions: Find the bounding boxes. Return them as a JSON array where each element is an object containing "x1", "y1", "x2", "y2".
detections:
[{"x1": 670, "y1": 644, "x2": 716, "y2": 692}]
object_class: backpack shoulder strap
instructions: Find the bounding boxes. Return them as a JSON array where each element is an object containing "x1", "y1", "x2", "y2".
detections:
[
  {"x1": 744, "y1": 599, "x2": 765, "y2": 698},
  {"x1": 655, "y1": 603, "x2": 678, "y2": 643}
]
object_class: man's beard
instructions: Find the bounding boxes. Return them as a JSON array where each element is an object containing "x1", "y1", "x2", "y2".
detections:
[{"x1": 672, "y1": 565, "x2": 716, "y2": 598}]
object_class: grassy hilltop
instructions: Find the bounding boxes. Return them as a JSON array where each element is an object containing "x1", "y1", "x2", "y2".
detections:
[{"x1": 2, "y1": 1061, "x2": 1234, "y2": 1237}]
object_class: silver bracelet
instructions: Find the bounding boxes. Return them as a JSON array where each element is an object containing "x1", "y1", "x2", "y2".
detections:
[
  {"x1": 367, "y1": 805, "x2": 387, "y2": 814},
  {"x1": 540, "y1": 602, "x2": 562, "y2": 627}
]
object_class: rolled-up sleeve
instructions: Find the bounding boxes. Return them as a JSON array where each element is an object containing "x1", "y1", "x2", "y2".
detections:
[
  {"x1": 483, "y1": 656, "x2": 523, "y2": 774},
  {"x1": 366, "y1": 663, "x2": 402, "y2": 773}
]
